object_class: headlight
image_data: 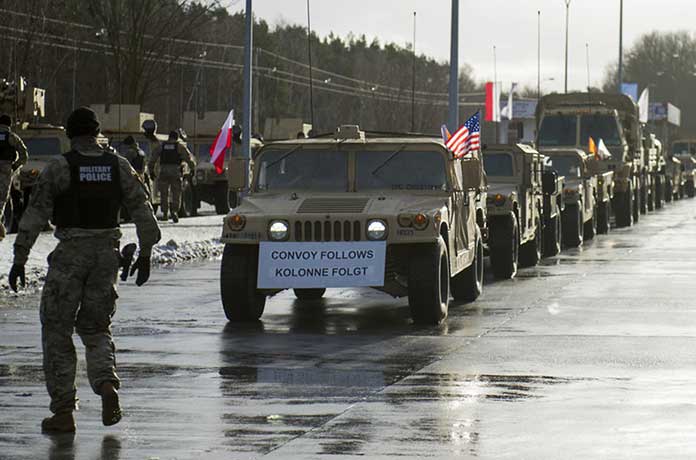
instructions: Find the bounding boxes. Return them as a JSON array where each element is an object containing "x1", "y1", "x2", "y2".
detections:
[
  {"x1": 367, "y1": 219, "x2": 388, "y2": 241},
  {"x1": 268, "y1": 220, "x2": 289, "y2": 241},
  {"x1": 227, "y1": 214, "x2": 246, "y2": 231}
]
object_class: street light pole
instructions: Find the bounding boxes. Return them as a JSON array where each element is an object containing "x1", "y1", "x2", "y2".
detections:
[
  {"x1": 306, "y1": 0, "x2": 315, "y2": 131},
  {"x1": 411, "y1": 11, "x2": 417, "y2": 132},
  {"x1": 537, "y1": 10, "x2": 541, "y2": 101},
  {"x1": 564, "y1": 0, "x2": 571, "y2": 93},
  {"x1": 618, "y1": 0, "x2": 624, "y2": 93},
  {"x1": 448, "y1": 0, "x2": 459, "y2": 131},
  {"x1": 242, "y1": 0, "x2": 253, "y2": 185}
]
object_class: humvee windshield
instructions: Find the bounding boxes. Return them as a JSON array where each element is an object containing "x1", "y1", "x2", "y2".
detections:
[
  {"x1": 548, "y1": 155, "x2": 582, "y2": 178},
  {"x1": 580, "y1": 114, "x2": 621, "y2": 146},
  {"x1": 538, "y1": 115, "x2": 577, "y2": 147},
  {"x1": 672, "y1": 142, "x2": 691, "y2": 155},
  {"x1": 356, "y1": 150, "x2": 447, "y2": 191},
  {"x1": 483, "y1": 153, "x2": 514, "y2": 176},
  {"x1": 257, "y1": 149, "x2": 347, "y2": 191},
  {"x1": 24, "y1": 137, "x2": 62, "y2": 156}
]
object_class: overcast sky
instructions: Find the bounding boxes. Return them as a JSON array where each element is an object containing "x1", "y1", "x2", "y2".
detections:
[{"x1": 235, "y1": 0, "x2": 694, "y2": 94}]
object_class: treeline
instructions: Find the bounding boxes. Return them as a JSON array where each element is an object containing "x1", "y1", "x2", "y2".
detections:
[{"x1": 2, "y1": 0, "x2": 478, "y2": 135}]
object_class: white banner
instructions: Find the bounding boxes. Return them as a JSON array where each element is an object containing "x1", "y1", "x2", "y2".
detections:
[{"x1": 257, "y1": 242, "x2": 387, "y2": 289}]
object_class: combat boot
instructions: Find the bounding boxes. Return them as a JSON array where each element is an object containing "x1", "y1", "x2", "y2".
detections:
[
  {"x1": 41, "y1": 412, "x2": 76, "y2": 433},
  {"x1": 101, "y1": 382, "x2": 122, "y2": 426},
  {"x1": 171, "y1": 213, "x2": 179, "y2": 223}
]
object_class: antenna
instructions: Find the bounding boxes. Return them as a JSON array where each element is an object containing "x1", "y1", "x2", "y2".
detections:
[
  {"x1": 411, "y1": 11, "x2": 417, "y2": 132},
  {"x1": 306, "y1": 0, "x2": 315, "y2": 130},
  {"x1": 586, "y1": 43, "x2": 591, "y2": 92}
]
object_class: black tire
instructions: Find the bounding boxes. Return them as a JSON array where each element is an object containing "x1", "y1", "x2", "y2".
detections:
[
  {"x1": 687, "y1": 180, "x2": 695, "y2": 198},
  {"x1": 647, "y1": 181, "x2": 655, "y2": 212},
  {"x1": 562, "y1": 205, "x2": 583, "y2": 247},
  {"x1": 665, "y1": 178, "x2": 673, "y2": 203},
  {"x1": 489, "y1": 214, "x2": 518, "y2": 279},
  {"x1": 228, "y1": 190, "x2": 239, "y2": 209},
  {"x1": 640, "y1": 183, "x2": 648, "y2": 214},
  {"x1": 543, "y1": 215, "x2": 561, "y2": 257},
  {"x1": 655, "y1": 175, "x2": 664, "y2": 209},
  {"x1": 293, "y1": 288, "x2": 326, "y2": 301},
  {"x1": 519, "y1": 217, "x2": 542, "y2": 268},
  {"x1": 597, "y1": 200, "x2": 611, "y2": 235},
  {"x1": 220, "y1": 244, "x2": 266, "y2": 322},
  {"x1": 583, "y1": 206, "x2": 597, "y2": 241},
  {"x1": 614, "y1": 187, "x2": 633, "y2": 228},
  {"x1": 214, "y1": 182, "x2": 230, "y2": 215},
  {"x1": 408, "y1": 237, "x2": 449, "y2": 325},
  {"x1": 633, "y1": 186, "x2": 640, "y2": 223},
  {"x1": 679, "y1": 183, "x2": 685, "y2": 200},
  {"x1": 179, "y1": 178, "x2": 195, "y2": 218},
  {"x1": 451, "y1": 229, "x2": 483, "y2": 303}
]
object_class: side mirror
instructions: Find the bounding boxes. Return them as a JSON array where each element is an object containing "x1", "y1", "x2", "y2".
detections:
[
  {"x1": 461, "y1": 157, "x2": 484, "y2": 190},
  {"x1": 228, "y1": 157, "x2": 250, "y2": 191}
]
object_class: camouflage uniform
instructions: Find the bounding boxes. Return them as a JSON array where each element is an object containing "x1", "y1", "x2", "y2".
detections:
[
  {"x1": 0, "y1": 124, "x2": 29, "y2": 239},
  {"x1": 148, "y1": 141, "x2": 195, "y2": 218},
  {"x1": 122, "y1": 144, "x2": 146, "y2": 181},
  {"x1": 14, "y1": 135, "x2": 161, "y2": 415}
]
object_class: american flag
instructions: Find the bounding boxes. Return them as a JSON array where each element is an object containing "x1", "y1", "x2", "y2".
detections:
[{"x1": 445, "y1": 112, "x2": 481, "y2": 158}]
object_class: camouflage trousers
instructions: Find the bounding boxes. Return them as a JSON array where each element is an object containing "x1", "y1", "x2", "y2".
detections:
[
  {"x1": 40, "y1": 238, "x2": 121, "y2": 414},
  {"x1": 0, "y1": 167, "x2": 12, "y2": 240},
  {"x1": 158, "y1": 174, "x2": 182, "y2": 216}
]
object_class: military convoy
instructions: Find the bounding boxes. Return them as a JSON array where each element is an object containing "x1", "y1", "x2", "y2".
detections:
[
  {"x1": 537, "y1": 93, "x2": 644, "y2": 228},
  {"x1": 219, "y1": 126, "x2": 487, "y2": 325}
]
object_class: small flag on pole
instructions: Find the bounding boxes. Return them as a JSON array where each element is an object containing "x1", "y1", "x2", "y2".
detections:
[
  {"x1": 484, "y1": 82, "x2": 500, "y2": 122},
  {"x1": 588, "y1": 136, "x2": 597, "y2": 158},
  {"x1": 441, "y1": 124, "x2": 452, "y2": 143},
  {"x1": 445, "y1": 112, "x2": 481, "y2": 158},
  {"x1": 210, "y1": 110, "x2": 235, "y2": 174}
]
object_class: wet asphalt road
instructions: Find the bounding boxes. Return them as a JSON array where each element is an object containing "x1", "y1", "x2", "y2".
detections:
[{"x1": 2, "y1": 200, "x2": 696, "y2": 459}]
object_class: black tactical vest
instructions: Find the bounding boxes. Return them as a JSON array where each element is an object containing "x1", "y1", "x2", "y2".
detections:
[
  {"x1": 160, "y1": 142, "x2": 180, "y2": 165},
  {"x1": 131, "y1": 153, "x2": 145, "y2": 174},
  {"x1": 0, "y1": 131, "x2": 18, "y2": 162},
  {"x1": 53, "y1": 150, "x2": 122, "y2": 229}
]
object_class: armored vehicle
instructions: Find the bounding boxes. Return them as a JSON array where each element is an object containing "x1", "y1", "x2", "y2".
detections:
[
  {"x1": 219, "y1": 126, "x2": 487, "y2": 325},
  {"x1": 543, "y1": 148, "x2": 612, "y2": 247},
  {"x1": 536, "y1": 93, "x2": 644, "y2": 228},
  {"x1": 541, "y1": 167, "x2": 565, "y2": 257},
  {"x1": 671, "y1": 139, "x2": 696, "y2": 198},
  {"x1": 482, "y1": 144, "x2": 545, "y2": 279}
]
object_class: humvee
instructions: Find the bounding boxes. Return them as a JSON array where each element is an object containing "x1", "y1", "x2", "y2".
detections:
[
  {"x1": 536, "y1": 93, "x2": 644, "y2": 228},
  {"x1": 541, "y1": 167, "x2": 565, "y2": 257},
  {"x1": 219, "y1": 126, "x2": 487, "y2": 325},
  {"x1": 671, "y1": 139, "x2": 696, "y2": 198},
  {"x1": 543, "y1": 148, "x2": 611, "y2": 247},
  {"x1": 482, "y1": 144, "x2": 545, "y2": 279}
]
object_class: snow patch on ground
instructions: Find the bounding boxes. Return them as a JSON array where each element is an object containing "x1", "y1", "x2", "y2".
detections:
[{"x1": 0, "y1": 210, "x2": 225, "y2": 296}]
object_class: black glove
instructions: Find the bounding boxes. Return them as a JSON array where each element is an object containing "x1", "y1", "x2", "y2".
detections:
[
  {"x1": 9, "y1": 264, "x2": 26, "y2": 292},
  {"x1": 120, "y1": 243, "x2": 137, "y2": 282},
  {"x1": 129, "y1": 256, "x2": 151, "y2": 286}
]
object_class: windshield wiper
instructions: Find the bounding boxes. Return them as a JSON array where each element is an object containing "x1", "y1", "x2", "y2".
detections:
[
  {"x1": 266, "y1": 144, "x2": 304, "y2": 170},
  {"x1": 371, "y1": 144, "x2": 406, "y2": 176}
]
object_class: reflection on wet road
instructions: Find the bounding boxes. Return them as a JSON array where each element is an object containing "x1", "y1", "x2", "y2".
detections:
[{"x1": 3, "y1": 201, "x2": 696, "y2": 458}]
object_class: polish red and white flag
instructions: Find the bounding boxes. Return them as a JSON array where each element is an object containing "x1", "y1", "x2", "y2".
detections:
[{"x1": 209, "y1": 110, "x2": 235, "y2": 174}]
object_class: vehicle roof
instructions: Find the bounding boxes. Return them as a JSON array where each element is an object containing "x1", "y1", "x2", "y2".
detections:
[
  {"x1": 264, "y1": 136, "x2": 444, "y2": 147},
  {"x1": 483, "y1": 143, "x2": 540, "y2": 156},
  {"x1": 539, "y1": 147, "x2": 588, "y2": 158},
  {"x1": 537, "y1": 92, "x2": 637, "y2": 118}
]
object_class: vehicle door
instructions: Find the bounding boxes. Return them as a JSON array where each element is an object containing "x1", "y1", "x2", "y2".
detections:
[{"x1": 452, "y1": 159, "x2": 470, "y2": 256}]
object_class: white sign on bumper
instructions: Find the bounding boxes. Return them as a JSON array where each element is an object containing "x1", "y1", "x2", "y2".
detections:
[{"x1": 257, "y1": 241, "x2": 387, "y2": 289}]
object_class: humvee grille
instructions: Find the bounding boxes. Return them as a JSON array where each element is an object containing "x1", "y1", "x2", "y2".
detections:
[
  {"x1": 293, "y1": 220, "x2": 363, "y2": 242},
  {"x1": 297, "y1": 198, "x2": 369, "y2": 214}
]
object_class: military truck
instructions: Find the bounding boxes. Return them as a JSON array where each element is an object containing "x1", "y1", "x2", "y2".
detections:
[
  {"x1": 663, "y1": 153, "x2": 683, "y2": 203},
  {"x1": 643, "y1": 134, "x2": 667, "y2": 209},
  {"x1": 671, "y1": 139, "x2": 696, "y2": 198},
  {"x1": 482, "y1": 144, "x2": 545, "y2": 279},
  {"x1": 543, "y1": 148, "x2": 613, "y2": 247},
  {"x1": 536, "y1": 93, "x2": 644, "y2": 228},
  {"x1": 219, "y1": 125, "x2": 487, "y2": 325},
  {"x1": 541, "y1": 167, "x2": 565, "y2": 257}
]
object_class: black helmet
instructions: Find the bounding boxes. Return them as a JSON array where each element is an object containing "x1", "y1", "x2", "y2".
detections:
[
  {"x1": 66, "y1": 107, "x2": 100, "y2": 139},
  {"x1": 123, "y1": 135, "x2": 136, "y2": 146},
  {"x1": 0, "y1": 114, "x2": 11, "y2": 126}
]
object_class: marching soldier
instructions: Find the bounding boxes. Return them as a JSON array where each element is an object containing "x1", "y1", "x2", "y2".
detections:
[
  {"x1": 8, "y1": 107, "x2": 161, "y2": 433},
  {"x1": 148, "y1": 131, "x2": 195, "y2": 223},
  {"x1": 0, "y1": 114, "x2": 29, "y2": 240},
  {"x1": 121, "y1": 136, "x2": 146, "y2": 180}
]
